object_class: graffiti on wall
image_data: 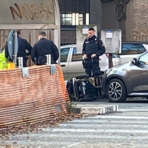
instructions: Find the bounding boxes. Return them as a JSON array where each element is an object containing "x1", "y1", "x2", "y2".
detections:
[{"x1": 10, "y1": 2, "x2": 54, "y2": 22}]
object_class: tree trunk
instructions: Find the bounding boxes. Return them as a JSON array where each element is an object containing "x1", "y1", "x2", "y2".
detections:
[
  {"x1": 109, "y1": 54, "x2": 113, "y2": 68},
  {"x1": 119, "y1": 19, "x2": 126, "y2": 41}
]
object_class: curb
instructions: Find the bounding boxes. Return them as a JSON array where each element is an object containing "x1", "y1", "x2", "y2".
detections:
[{"x1": 73, "y1": 105, "x2": 118, "y2": 115}]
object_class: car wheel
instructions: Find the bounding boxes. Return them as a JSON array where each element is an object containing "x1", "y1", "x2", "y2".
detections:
[{"x1": 107, "y1": 79, "x2": 127, "y2": 102}]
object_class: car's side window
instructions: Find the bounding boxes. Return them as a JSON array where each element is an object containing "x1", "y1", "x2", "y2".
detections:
[
  {"x1": 121, "y1": 44, "x2": 138, "y2": 55},
  {"x1": 139, "y1": 53, "x2": 148, "y2": 65},
  {"x1": 138, "y1": 45, "x2": 146, "y2": 54},
  {"x1": 72, "y1": 54, "x2": 83, "y2": 62},
  {"x1": 73, "y1": 48, "x2": 77, "y2": 54},
  {"x1": 60, "y1": 48, "x2": 70, "y2": 62}
]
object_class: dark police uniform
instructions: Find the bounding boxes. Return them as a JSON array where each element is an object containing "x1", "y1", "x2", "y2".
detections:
[
  {"x1": 5, "y1": 36, "x2": 32, "y2": 67},
  {"x1": 82, "y1": 35, "x2": 105, "y2": 77},
  {"x1": 17, "y1": 37, "x2": 32, "y2": 67},
  {"x1": 31, "y1": 38, "x2": 59, "y2": 65}
]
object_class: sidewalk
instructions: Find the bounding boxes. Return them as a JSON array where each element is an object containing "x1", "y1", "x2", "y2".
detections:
[{"x1": 73, "y1": 99, "x2": 118, "y2": 115}]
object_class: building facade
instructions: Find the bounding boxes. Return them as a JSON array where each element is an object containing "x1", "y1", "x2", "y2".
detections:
[
  {"x1": 59, "y1": 0, "x2": 148, "y2": 44},
  {"x1": 133, "y1": 0, "x2": 148, "y2": 41},
  {"x1": 101, "y1": 0, "x2": 148, "y2": 42},
  {"x1": 59, "y1": 0, "x2": 102, "y2": 45}
]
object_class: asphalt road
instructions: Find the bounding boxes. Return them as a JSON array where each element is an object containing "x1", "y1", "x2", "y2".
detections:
[{"x1": 1, "y1": 97, "x2": 148, "y2": 148}]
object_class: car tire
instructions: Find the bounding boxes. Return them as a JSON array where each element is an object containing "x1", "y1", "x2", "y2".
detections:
[{"x1": 106, "y1": 79, "x2": 127, "y2": 102}]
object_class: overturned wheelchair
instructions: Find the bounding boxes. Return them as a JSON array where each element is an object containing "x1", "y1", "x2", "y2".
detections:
[{"x1": 66, "y1": 72, "x2": 104, "y2": 101}]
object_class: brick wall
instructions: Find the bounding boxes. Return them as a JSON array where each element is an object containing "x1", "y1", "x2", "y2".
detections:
[{"x1": 133, "y1": 0, "x2": 148, "y2": 41}]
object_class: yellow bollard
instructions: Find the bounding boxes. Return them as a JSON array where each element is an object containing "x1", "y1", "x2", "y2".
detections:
[{"x1": 8, "y1": 62, "x2": 15, "y2": 69}]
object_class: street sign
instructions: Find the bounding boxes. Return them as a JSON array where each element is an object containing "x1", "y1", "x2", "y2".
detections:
[
  {"x1": 8, "y1": 30, "x2": 19, "y2": 64},
  {"x1": 82, "y1": 26, "x2": 88, "y2": 34},
  {"x1": 106, "y1": 30, "x2": 113, "y2": 39}
]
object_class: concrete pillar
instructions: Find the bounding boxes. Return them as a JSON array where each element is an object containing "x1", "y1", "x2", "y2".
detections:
[{"x1": 90, "y1": 0, "x2": 102, "y2": 33}]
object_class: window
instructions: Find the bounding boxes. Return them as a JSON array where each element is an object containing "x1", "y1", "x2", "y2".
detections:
[
  {"x1": 79, "y1": 14, "x2": 83, "y2": 25},
  {"x1": 121, "y1": 43, "x2": 147, "y2": 55},
  {"x1": 61, "y1": 14, "x2": 72, "y2": 25},
  {"x1": 112, "y1": 54, "x2": 120, "y2": 58},
  {"x1": 121, "y1": 44, "x2": 138, "y2": 55},
  {"x1": 61, "y1": 13, "x2": 86, "y2": 25},
  {"x1": 59, "y1": 0, "x2": 90, "y2": 25},
  {"x1": 73, "y1": 48, "x2": 77, "y2": 54},
  {"x1": 72, "y1": 54, "x2": 83, "y2": 62},
  {"x1": 138, "y1": 45, "x2": 146, "y2": 54},
  {"x1": 60, "y1": 48, "x2": 70, "y2": 62},
  {"x1": 139, "y1": 52, "x2": 148, "y2": 65},
  {"x1": 61, "y1": 48, "x2": 70, "y2": 55}
]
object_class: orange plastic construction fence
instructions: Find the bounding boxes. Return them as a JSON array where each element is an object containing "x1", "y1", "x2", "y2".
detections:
[{"x1": 0, "y1": 65, "x2": 70, "y2": 128}]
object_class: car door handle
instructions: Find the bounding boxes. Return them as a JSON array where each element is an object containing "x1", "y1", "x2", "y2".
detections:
[{"x1": 60, "y1": 64, "x2": 66, "y2": 67}]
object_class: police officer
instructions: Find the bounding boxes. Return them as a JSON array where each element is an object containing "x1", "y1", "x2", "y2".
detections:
[
  {"x1": 5, "y1": 30, "x2": 32, "y2": 67},
  {"x1": 82, "y1": 28, "x2": 105, "y2": 77},
  {"x1": 17, "y1": 30, "x2": 32, "y2": 67},
  {"x1": 31, "y1": 31, "x2": 59, "y2": 65}
]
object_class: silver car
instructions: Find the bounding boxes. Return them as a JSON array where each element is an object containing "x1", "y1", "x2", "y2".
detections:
[
  {"x1": 120, "y1": 42, "x2": 148, "y2": 64},
  {"x1": 60, "y1": 44, "x2": 121, "y2": 80}
]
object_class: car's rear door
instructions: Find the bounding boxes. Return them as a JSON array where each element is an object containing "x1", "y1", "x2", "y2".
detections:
[
  {"x1": 67, "y1": 48, "x2": 85, "y2": 80},
  {"x1": 60, "y1": 47, "x2": 71, "y2": 80}
]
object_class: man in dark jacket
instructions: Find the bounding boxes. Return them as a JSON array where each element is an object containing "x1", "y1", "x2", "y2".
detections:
[
  {"x1": 82, "y1": 28, "x2": 106, "y2": 77},
  {"x1": 31, "y1": 31, "x2": 59, "y2": 65},
  {"x1": 5, "y1": 30, "x2": 32, "y2": 67},
  {"x1": 17, "y1": 31, "x2": 32, "y2": 67}
]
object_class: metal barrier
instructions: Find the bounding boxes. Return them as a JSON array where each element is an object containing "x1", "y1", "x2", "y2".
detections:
[{"x1": 18, "y1": 57, "x2": 23, "y2": 68}]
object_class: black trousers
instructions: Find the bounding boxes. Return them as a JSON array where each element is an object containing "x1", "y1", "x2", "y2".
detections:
[{"x1": 84, "y1": 59, "x2": 100, "y2": 77}]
